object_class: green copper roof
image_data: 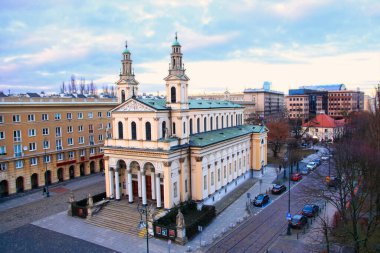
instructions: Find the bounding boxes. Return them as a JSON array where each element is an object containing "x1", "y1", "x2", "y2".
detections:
[
  {"x1": 172, "y1": 40, "x2": 181, "y2": 46},
  {"x1": 190, "y1": 125, "x2": 266, "y2": 147},
  {"x1": 123, "y1": 49, "x2": 130, "y2": 54},
  {"x1": 137, "y1": 98, "x2": 242, "y2": 110}
]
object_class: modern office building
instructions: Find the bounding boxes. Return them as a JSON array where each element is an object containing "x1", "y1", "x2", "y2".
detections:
[
  {"x1": 0, "y1": 96, "x2": 117, "y2": 196},
  {"x1": 104, "y1": 36, "x2": 268, "y2": 210},
  {"x1": 190, "y1": 82, "x2": 284, "y2": 122},
  {"x1": 286, "y1": 84, "x2": 364, "y2": 119}
]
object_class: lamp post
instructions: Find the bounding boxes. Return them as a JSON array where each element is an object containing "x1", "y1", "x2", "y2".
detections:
[
  {"x1": 137, "y1": 203, "x2": 149, "y2": 253},
  {"x1": 287, "y1": 162, "x2": 291, "y2": 235},
  {"x1": 44, "y1": 139, "x2": 50, "y2": 198}
]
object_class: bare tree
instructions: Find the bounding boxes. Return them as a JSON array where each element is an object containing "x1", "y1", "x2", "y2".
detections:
[
  {"x1": 70, "y1": 75, "x2": 77, "y2": 94},
  {"x1": 89, "y1": 80, "x2": 95, "y2": 95},
  {"x1": 79, "y1": 77, "x2": 86, "y2": 94}
]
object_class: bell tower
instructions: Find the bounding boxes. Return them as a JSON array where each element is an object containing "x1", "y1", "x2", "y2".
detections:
[
  {"x1": 164, "y1": 33, "x2": 189, "y2": 110},
  {"x1": 117, "y1": 41, "x2": 139, "y2": 103}
]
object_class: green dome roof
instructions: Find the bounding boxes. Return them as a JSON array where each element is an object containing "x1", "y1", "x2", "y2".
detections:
[
  {"x1": 172, "y1": 40, "x2": 181, "y2": 46},
  {"x1": 123, "y1": 48, "x2": 130, "y2": 54}
]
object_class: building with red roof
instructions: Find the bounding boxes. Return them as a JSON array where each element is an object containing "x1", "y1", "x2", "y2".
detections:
[{"x1": 302, "y1": 113, "x2": 345, "y2": 142}]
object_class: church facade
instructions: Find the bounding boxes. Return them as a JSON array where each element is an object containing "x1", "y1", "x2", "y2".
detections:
[{"x1": 104, "y1": 35, "x2": 268, "y2": 209}]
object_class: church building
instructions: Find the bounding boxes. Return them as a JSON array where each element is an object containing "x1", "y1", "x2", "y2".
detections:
[{"x1": 104, "y1": 35, "x2": 268, "y2": 209}]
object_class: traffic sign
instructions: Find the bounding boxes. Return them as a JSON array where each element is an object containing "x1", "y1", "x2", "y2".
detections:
[{"x1": 286, "y1": 213, "x2": 292, "y2": 220}]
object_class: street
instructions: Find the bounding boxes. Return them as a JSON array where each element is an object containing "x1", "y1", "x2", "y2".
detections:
[{"x1": 208, "y1": 155, "x2": 332, "y2": 253}]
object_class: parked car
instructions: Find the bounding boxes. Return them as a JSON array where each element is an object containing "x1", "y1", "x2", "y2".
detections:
[
  {"x1": 291, "y1": 214, "x2": 308, "y2": 229},
  {"x1": 271, "y1": 184, "x2": 287, "y2": 195},
  {"x1": 306, "y1": 162, "x2": 317, "y2": 170},
  {"x1": 291, "y1": 173, "x2": 302, "y2": 181},
  {"x1": 327, "y1": 177, "x2": 341, "y2": 187},
  {"x1": 253, "y1": 194, "x2": 270, "y2": 207},
  {"x1": 301, "y1": 204, "x2": 320, "y2": 217},
  {"x1": 313, "y1": 158, "x2": 321, "y2": 166},
  {"x1": 301, "y1": 168, "x2": 309, "y2": 175},
  {"x1": 321, "y1": 155, "x2": 329, "y2": 161}
]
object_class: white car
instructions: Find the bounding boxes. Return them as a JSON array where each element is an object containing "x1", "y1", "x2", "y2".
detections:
[
  {"x1": 306, "y1": 162, "x2": 317, "y2": 170},
  {"x1": 321, "y1": 156, "x2": 329, "y2": 161}
]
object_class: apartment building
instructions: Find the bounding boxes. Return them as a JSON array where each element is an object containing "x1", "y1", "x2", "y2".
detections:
[{"x1": 0, "y1": 96, "x2": 117, "y2": 196}]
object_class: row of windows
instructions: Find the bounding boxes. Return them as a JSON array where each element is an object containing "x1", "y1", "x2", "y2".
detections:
[
  {"x1": 0, "y1": 111, "x2": 111, "y2": 123},
  {"x1": 117, "y1": 114, "x2": 244, "y2": 140},
  {"x1": 5, "y1": 124, "x2": 111, "y2": 142},
  {"x1": 0, "y1": 147, "x2": 102, "y2": 170},
  {"x1": 288, "y1": 97, "x2": 308, "y2": 101},
  {"x1": 289, "y1": 103, "x2": 308, "y2": 107}
]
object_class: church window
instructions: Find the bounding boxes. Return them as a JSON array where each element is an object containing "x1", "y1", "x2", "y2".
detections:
[
  {"x1": 210, "y1": 117, "x2": 213, "y2": 130},
  {"x1": 183, "y1": 122, "x2": 186, "y2": 134},
  {"x1": 171, "y1": 87, "x2": 176, "y2": 103},
  {"x1": 204, "y1": 117, "x2": 207, "y2": 132},
  {"x1": 172, "y1": 122, "x2": 176, "y2": 135},
  {"x1": 197, "y1": 118, "x2": 200, "y2": 133},
  {"x1": 229, "y1": 163, "x2": 231, "y2": 175},
  {"x1": 226, "y1": 116, "x2": 229, "y2": 127},
  {"x1": 131, "y1": 122, "x2": 137, "y2": 140},
  {"x1": 224, "y1": 166, "x2": 226, "y2": 178},
  {"x1": 189, "y1": 119, "x2": 193, "y2": 135},
  {"x1": 121, "y1": 90, "x2": 125, "y2": 103},
  {"x1": 231, "y1": 115, "x2": 233, "y2": 126},
  {"x1": 234, "y1": 161, "x2": 237, "y2": 172},
  {"x1": 118, "y1": 122, "x2": 123, "y2": 139},
  {"x1": 218, "y1": 169, "x2": 221, "y2": 182},
  {"x1": 236, "y1": 115, "x2": 238, "y2": 126},
  {"x1": 162, "y1": 121, "x2": 166, "y2": 138},
  {"x1": 204, "y1": 175, "x2": 207, "y2": 190},
  {"x1": 211, "y1": 172, "x2": 214, "y2": 186},
  {"x1": 216, "y1": 116, "x2": 219, "y2": 129},
  {"x1": 222, "y1": 116, "x2": 224, "y2": 128},
  {"x1": 145, "y1": 122, "x2": 151, "y2": 141},
  {"x1": 185, "y1": 179, "x2": 188, "y2": 193}
]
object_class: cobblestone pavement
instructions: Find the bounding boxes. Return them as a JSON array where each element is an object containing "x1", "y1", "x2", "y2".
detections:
[
  {"x1": 0, "y1": 174, "x2": 105, "y2": 233},
  {"x1": 0, "y1": 224, "x2": 116, "y2": 253}
]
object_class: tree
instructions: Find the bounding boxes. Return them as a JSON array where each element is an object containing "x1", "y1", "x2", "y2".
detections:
[
  {"x1": 70, "y1": 75, "x2": 77, "y2": 94},
  {"x1": 266, "y1": 119, "x2": 290, "y2": 158},
  {"x1": 79, "y1": 77, "x2": 86, "y2": 94}
]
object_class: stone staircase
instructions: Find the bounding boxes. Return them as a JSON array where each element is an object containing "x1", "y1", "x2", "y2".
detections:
[{"x1": 85, "y1": 200, "x2": 143, "y2": 236}]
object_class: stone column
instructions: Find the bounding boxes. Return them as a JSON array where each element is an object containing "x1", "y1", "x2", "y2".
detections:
[
  {"x1": 128, "y1": 170, "x2": 133, "y2": 203},
  {"x1": 115, "y1": 168, "x2": 121, "y2": 200},
  {"x1": 109, "y1": 168, "x2": 115, "y2": 199},
  {"x1": 138, "y1": 171, "x2": 142, "y2": 197},
  {"x1": 151, "y1": 171, "x2": 156, "y2": 200},
  {"x1": 156, "y1": 173, "x2": 161, "y2": 208},
  {"x1": 163, "y1": 161, "x2": 172, "y2": 209},
  {"x1": 141, "y1": 171, "x2": 147, "y2": 206}
]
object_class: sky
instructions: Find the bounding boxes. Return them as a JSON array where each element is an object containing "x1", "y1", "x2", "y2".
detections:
[{"x1": 0, "y1": 0, "x2": 379, "y2": 96}]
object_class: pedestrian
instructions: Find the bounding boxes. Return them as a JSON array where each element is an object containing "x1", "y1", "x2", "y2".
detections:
[{"x1": 42, "y1": 186, "x2": 46, "y2": 196}]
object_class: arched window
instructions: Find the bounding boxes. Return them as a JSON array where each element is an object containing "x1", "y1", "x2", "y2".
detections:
[
  {"x1": 162, "y1": 121, "x2": 166, "y2": 139},
  {"x1": 210, "y1": 117, "x2": 213, "y2": 130},
  {"x1": 171, "y1": 87, "x2": 176, "y2": 103},
  {"x1": 121, "y1": 90, "x2": 125, "y2": 103},
  {"x1": 172, "y1": 122, "x2": 176, "y2": 135},
  {"x1": 204, "y1": 117, "x2": 207, "y2": 132},
  {"x1": 222, "y1": 116, "x2": 224, "y2": 128},
  {"x1": 226, "y1": 116, "x2": 229, "y2": 127},
  {"x1": 216, "y1": 116, "x2": 219, "y2": 129},
  {"x1": 183, "y1": 122, "x2": 186, "y2": 134},
  {"x1": 131, "y1": 122, "x2": 137, "y2": 140},
  {"x1": 190, "y1": 119, "x2": 193, "y2": 135},
  {"x1": 197, "y1": 118, "x2": 200, "y2": 133},
  {"x1": 145, "y1": 122, "x2": 151, "y2": 141},
  {"x1": 231, "y1": 115, "x2": 233, "y2": 126},
  {"x1": 118, "y1": 122, "x2": 123, "y2": 139},
  {"x1": 236, "y1": 115, "x2": 238, "y2": 126}
]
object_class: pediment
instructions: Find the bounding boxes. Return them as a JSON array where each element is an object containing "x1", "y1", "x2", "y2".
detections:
[
  {"x1": 164, "y1": 74, "x2": 190, "y2": 81},
  {"x1": 113, "y1": 99, "x2": 156, "y2": 112}
]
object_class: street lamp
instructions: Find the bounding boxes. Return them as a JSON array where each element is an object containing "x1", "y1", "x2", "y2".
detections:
[
  {"x1": 44, "y1": 138, "x2": 50, "y2": 198},
  {"x1": 137, "y1": 202, "x2": 149, "y2": 253}
]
